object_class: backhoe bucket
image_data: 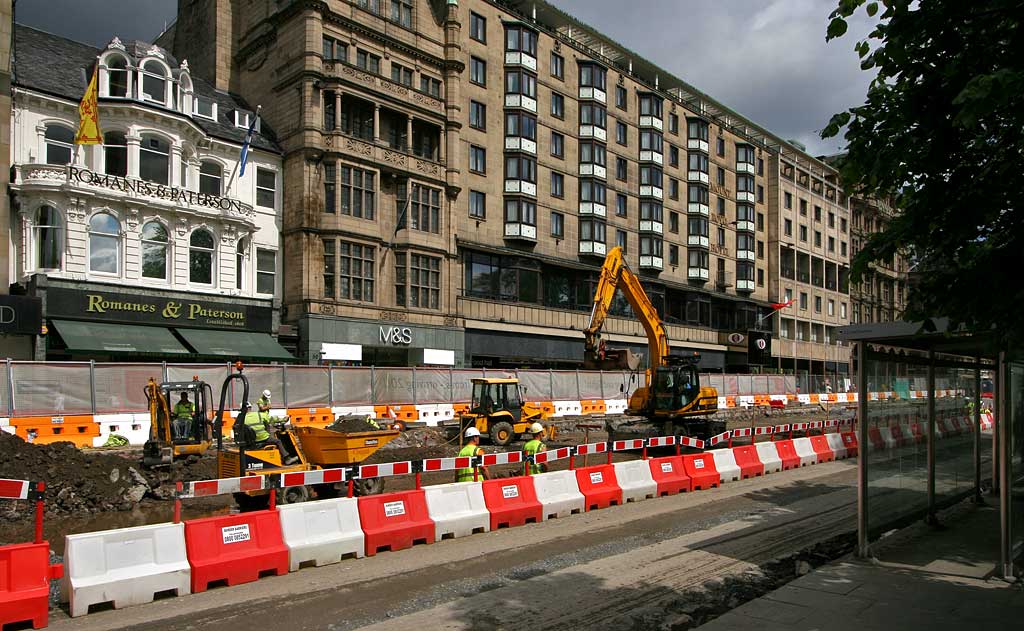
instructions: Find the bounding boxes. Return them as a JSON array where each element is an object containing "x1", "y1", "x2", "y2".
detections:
[{"x1": 583, "y1": 348, "x2": 642, "y2": 371}]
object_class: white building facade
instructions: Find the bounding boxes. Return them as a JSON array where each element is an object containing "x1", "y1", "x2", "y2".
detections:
[{"x1": 8, "y1": 27, "x2": 290, "y2": 361}]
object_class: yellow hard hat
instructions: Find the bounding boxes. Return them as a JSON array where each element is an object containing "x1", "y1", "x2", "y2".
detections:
[{"x1": 529, "y1": 422, "x2": 544, "y2": 434}]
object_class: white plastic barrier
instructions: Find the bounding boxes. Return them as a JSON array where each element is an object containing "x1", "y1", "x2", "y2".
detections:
[
  {"x1": 880, "y1": 426, "x2": 899, "y2": 450},
  {"x1": 93, "y1": 413, "x2": 151, "y2": 447},
  {"x1": 414, "y1": 404, "x2": 444, "y2": 427},
  {"x1": 434, "y1": 405, "x2": 456, "y2": 422},
  {"x1": 791, "y1": 437, "x2": 818, "y2": 466},
  {"x1": 278, "y1": 497, "x2": 365, "y2": 571},
  {"x1": 552, "y1": 401, "x2": 582, "y2": 417},
  {"x1": 825, "y1": 432, "x2": 848, "y2": 459},
  {"x1": 530, "y1": 470, "x2": 585, "y2": 519},
  {"x1": 604, "y1": 399, "x2": 628, "y2": 415},
  {"x1": 754, "y1": 441, "x2": 783, "y2": 474},
  {"x1": 612, "y1": 460, "x2": 657, "y2": 503},
  {"x1": 709, "y1": 449, "x2": 742, "y2": 482},
  {"x1": 737, "y1": 395, "x2": 755, "y2": 407},
  {"x1": 61, "y1": 522, "x2": 191, "y2": 617},
  {"x1": 423, "y1": 481, "x2": 490, "y2": 540},
  {"x1": 331, "y1": 405, "x2": 375, "y2": 418}
]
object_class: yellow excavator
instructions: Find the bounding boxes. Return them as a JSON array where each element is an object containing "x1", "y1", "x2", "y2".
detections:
[
  {"x1": 584, "y1": 246, "x2": 720, "y2": 436},
  {"x1": 458, "y1": 377, "x2": 547, "y2": 446},
  {"x1": 142, "y1": 377, "x2": 215, "y2": 467}
]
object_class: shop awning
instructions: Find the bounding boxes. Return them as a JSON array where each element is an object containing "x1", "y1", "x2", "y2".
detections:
[
  {"x1": 51, "y1": 319, "x2": 190, "y2": 355},
  {"x1": 176, "y1": 328, "x2": 295, "y2": 361}
]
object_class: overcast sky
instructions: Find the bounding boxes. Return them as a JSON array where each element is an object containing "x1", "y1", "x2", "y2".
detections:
[{"x1": 15, "y1": 0, "x2": 874, "y2": 156}]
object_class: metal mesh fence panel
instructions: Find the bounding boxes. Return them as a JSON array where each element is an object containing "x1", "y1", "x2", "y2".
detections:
[
  {"x1": 285, "y1": 366, "x2": 330, "y2": 407},
  {"x1": 331, "y1": 368, "x2": 373, "y2": 405},
  {"x1": 225, "y1": 365, "x2": 285, "y2": 409},
  {"x1": 94, "y1": 363, "x2": 155, "y2": 413},
  {"x1": 452, "y1": 369, "x2": 484, "y2": 403},
  {"x1": 517, "y1": 370, "x2": 552, "y2": 401},
  {"x1": 11, "y1": 363, "x2": 93, "y2": 415},
  {"x1": 374, "y1": 368, "x2": 414, "y2": 404},
  {"x1": 414, "y1": 368, "x2": 452, "y2": 403},
  {"x1": 0, "y1": 362, "x2": 10, "y2": 416},
  {"x1": 551, "y1": 371, "x2": 579, "y2": 401},
  {"x1": 578, "y1": 371, "x2": 603, "y2": 399}
]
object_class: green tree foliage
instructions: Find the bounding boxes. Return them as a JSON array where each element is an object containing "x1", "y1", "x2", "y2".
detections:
[{"x1": 823, "y1": 0, "x2": 1024, "y2": 346}]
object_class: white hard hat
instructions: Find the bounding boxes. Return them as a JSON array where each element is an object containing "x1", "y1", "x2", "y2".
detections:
[
  {"x1": 529, "y1": 422, "x2": 544, "y2": 434},
  {"x1": 262, "y1": 390, "x2": 271, "y2": 398},
  {"x1": 464, "y1": 426, "x2": 481, "y2": 438}
]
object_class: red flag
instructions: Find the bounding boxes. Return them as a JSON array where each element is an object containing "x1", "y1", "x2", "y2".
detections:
[{"x1": 770, "y1": 299, "x2": 794, "y2": 311}]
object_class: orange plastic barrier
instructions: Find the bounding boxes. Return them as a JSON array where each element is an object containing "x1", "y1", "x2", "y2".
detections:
[
  {"x1": 481, "y1": 477, "x2": 543, "y2": 529},
  {"x1": 357, "y1": 490, "x2": 434, "y2": 556},
  {"x1": 647, "y1": 456, "x2": 691, "y2": 496},
  {"x1": 681, "y1": 453, "x2": 720, "y2": 490},
  {"x1": 579, "y1": 399, "x2": 607, "y2": 415},
  {"x1": 286, "y1": 407, "x2": 334, "y2": 428},
  {"x1": 184, "y1": 510, "x2": 288, "y2": 593},
  {"x1": 11, "y1": 415, "x2": 99, "y2": 447},
  {"x1": 808, "y1": 435, "x2": 835, "y2": 463},
  {"x1": 453, "y1": 403, "x2": 471, "y2": 417},
  {"x1": 731, "y1": 445, "x2": 765, "y2": 479},
  {"x1": 0, "y1": 542, "x2": 63, "y2": 629},
  {"x1": 574, "y1": 465, "x2": 622, "y2": 511},
  {"x1": 771, "y1": 440, "x2": 801, "y2": 470}
]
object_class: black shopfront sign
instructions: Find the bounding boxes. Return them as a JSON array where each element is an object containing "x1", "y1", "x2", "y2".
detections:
[
  {"x1": 747, "y1": 330, "x2": 772, "y2": 365},
  {"x1": 0, "y1": 295, "x2": 43, "y2": 335},
  {"x1": 48, "y1": 288, "x2": 272, "y2": 332}
]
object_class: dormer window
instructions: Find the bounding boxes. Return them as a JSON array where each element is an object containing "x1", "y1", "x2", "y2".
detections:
[
  {"x1": 105, "y1": 55, "x2": 129, "y2": 98},
  {"x1": 140, "y1": 60, "x2": 168, "y2": 105},
  {"x1": 193, "y1": 96, "x2": 216, "y2": 120},
  {"x1": 234, "y1": 110, "x2": 260, "y2": 132}
]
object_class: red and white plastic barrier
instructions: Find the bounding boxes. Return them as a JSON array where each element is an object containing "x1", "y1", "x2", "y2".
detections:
[
  {"x1": 422, "y1": 457, "x2": 473, "y2": 472},
  {"x1": 533, "y1": 447, "x2": 573, "y2": 465},
  {"x1": 180, "y1": 476, "x2": 266, "y2": 498},
  {"x1": 281, "y1": 467, "x2": 347, "y2": 488}
]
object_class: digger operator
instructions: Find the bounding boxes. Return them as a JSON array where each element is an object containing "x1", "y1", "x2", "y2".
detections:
[{"x1": 172, "y1": 392, "x2": 195, "y2": 440}]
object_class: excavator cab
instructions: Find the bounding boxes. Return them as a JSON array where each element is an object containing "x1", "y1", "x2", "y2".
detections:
[
  {"x1": 461, "y1": 378, "x2": 546, "y2": 446},
  {"x1": 142, "y1": 377, "x2": 215, "y2": 467},
  {"x1": 652, "y1": 364, "x2": 701, "y2": 412}
]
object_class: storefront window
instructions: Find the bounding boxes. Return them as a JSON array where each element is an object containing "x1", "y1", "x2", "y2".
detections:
[
  {"x1": 88, "y1": 212, "x2": 120, "y2": 274},
  {"x1": 103, "y1": 131, "x2": 127, "y2": 176},
  {"x1": 141, "y1": 221, "x2": 168, "y2": 280},
  {"x1": 189, "y1": 228, "x2": 215, "y2": 285},
  {"x1": 34, "y1": 205, "x2": 62, "y2": 270}
]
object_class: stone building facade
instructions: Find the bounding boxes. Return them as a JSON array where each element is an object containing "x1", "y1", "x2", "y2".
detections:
[{"x1": 164, "y1": 0, "x2": 852, "y2": 371}]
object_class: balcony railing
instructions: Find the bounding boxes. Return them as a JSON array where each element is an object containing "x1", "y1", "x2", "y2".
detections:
[
  {"x1": 504, "y1": 222, "x2": 537, "y2": 242},
  {"x1": 326, "y1": 61, "x2": 444, "y2": 115},
  {"x1": 736, "y1": 161, "x2": 755, "y2": 175},
  {"x1": 579, "y1": 240, "x2": 607, "y2": 257},
  {"x1": 328, "y1": 134, "x2": 445, "y2": 179},
  {"x1": 688, "y1": 266, "x2": 710, "y2": 282},
  {"x1": 578, "y1": 86, "x2": 606, "y2": 104},
  {"x1": 579, "y1": 125, "x2": 607, "y2": 141},
  {"x1": 716, "y1": 270, "x2": 733, "y2": 288},
  {"x1": 639, "y1": 115, "x2": 663, "y2": 131},
  {"x1": 504, "y1": 93, "x2": 538, "y2": 113},
  {"x1": 639, "y1": 255, "x2": 663, "y2": 271},
  {"x1": 505, "y1": 51, "x2": 538, "y2": 72}
]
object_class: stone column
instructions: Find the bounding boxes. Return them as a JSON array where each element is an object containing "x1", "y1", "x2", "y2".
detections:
[
  {"x1": 373, "y1": 104, "x2": 381, "y2": 143},
  {"x1": 335, "y1": 90, "x2": 342, "y2": 131},
  {"x1": 126, "y1": 133, "x2": 141, "y2": 179},
  {"x1": 170, "y1": 144, "x2": 183, "y2": 190},
  {"x1": 406, "y1": 115, "x2": 414, "y2": 152}
]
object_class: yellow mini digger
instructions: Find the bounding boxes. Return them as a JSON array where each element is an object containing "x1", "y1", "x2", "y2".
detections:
[{"x1": 142, "y1": 377, "x2": 215, "y2": 467}]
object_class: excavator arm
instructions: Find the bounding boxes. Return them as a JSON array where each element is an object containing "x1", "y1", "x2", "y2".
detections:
[{"x1": 583, "y1": 246, "x2": 669, "y2": 371}]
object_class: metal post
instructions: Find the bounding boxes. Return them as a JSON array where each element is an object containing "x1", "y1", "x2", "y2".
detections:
[
  {"x1": 281, "y1": 363, "x2": 289, "y2": 408},
  {"x1": 89, "y1": 360, "x2": 97, "y2": 415},
  {"x1": 599, "y1": 370, "x2": 605, "y2": 399},
  {"x1": 997, "y1": 352, "x2": 1011, "y2": 579},
  {"x1": 33, "y1": 482, "x2": 45, "y2": 544},
  {"x1": 6, "y1": 358, "x2": 14, "y2": 416},
  {"x1": 856, "y1": 342, "x2": 870, "y2": 558},
  {"x1": 973, "y1": 364, "x2": 982, "y2": 504},
  {"x1": 370, "y1": 365, "x2": 376, "y2": 404},
  {"x1": 411, "y1": 366, "x2": 417, "y2": 405},
  {"x1": 549, "y1": 369, "x2": 555, "y2": 402},
  {"x1": 448, "y1": 367, "x2": 454, "y2": 405},
  {"x1": 161, "y1": 361, "x2": 168, "y2": 383},
  {"x1": 926, "y1": 350, "x2": 937, "y2": 526},
  {"x1": 992, "y1": 364, "x2": 999, "y2": 496},
  {"x1": 576, "y1": 368, "x2": 582, "y2": 402},
  {"x1": 328, "y1": 365, "x2": 335, "y2": 407}
]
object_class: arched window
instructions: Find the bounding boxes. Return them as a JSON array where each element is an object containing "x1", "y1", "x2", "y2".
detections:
[
  {"x1": 140, "y1": 60, "x2": 168, "y2": 104},
  {"x1": 103, "y1": 131, "x2": 127, "y2": 176},
  {"x1": 88, "y1": 213, "x2": 120, "y2": 274},
  {"x1": 139, "y1": 134, "x2": 170, "y2": 185},
  {"x1": 106, "y1": 55, "x2": 129, "y2": 97},
  {"x1": 44, "y1": 124, "x2": 74, "y2": 165},
  {"x1": 236, "y1": 239, "x2": 246, "y2": 290},
  {"x1": 141, "y1": 221, "x2": 169, "y2": 280},
  {"x1": 34, "y1": 205, "x2": 62, "y2": 270},
  {"x1": 189, "y1": 229, "x2": 215, "y2": 284},
  {"x1": 199, "y1": 160, "x2": 223, "y2": 196}
]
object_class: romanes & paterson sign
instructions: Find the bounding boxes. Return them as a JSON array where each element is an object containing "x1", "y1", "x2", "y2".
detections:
[
  {"x1": 47, "y1": 288, "x2": 271, "y2": 332},
  {"x1": 68, "y1": 166, "x2": 251, "y2": 215}
]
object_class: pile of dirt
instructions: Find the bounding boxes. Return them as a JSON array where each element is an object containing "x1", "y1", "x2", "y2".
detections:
[
  {"x1": 326, "y1": 414, "x2": 384, "y2": 433},
  {"x1": 0, "y1": 433, "x2": 216, "y2": 521}
]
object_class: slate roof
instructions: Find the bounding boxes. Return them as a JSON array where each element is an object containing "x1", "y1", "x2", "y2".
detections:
[{"x1": 12, "y1": 24, "x2": 280, "y2": 154}]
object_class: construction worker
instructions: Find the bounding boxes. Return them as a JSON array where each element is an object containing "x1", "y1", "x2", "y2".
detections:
[
  {"x1": 524, "y1": 422, "x2": 547, "y2": 475},
  {"x1": 456, "y1": 427, "x2": 490, "y2": 482},
  {"x1": 257, "y1": 389, "x2": 273, "y2": 422},
  {"x1": 173, "y1": 392, "x2": 195, "y2": 439},
  {"x1": 243, "y1": 406, "x2": 298, "y2": 465}
]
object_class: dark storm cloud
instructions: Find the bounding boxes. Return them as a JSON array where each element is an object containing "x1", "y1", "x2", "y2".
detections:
[
  {"x1": 548, "y1": 0, "x2": 876, "y2": 156},
  {"x1": 15, "y1": 0, "x2": 177, "y2": 48}
]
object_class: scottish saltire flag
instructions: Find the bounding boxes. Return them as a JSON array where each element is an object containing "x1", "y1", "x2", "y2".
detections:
[{"x1": 239, "y1": 106, "x2": 260, "y2": 177}]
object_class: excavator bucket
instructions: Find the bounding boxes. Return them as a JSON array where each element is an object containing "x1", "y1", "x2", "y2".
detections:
[{"x1": 583, "y1": 348, "x2": 642, "y2": 371}]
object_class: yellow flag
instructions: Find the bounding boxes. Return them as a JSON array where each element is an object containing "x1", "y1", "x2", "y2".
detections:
[{"x1": 75, "y1": 64, "x2": 101, "y2": 144}]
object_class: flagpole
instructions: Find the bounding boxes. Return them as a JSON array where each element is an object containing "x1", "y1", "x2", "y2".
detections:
[{"x1": 225, "y1": 105, "x2": 261, "y2": 198}]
